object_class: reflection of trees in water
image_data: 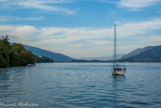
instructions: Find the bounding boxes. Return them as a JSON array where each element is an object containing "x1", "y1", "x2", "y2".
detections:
[
  {"x1": 0, "y1": 69, "x2": 10, "y2": 97},
  {"x1": 0, "y1": 69, "x2": 10, "y2": 81},
  {"x1": 112, "y1": 75, "x2": 126, "y2": 107},
  {"x1": 0, "y1": 67, "x2": 28, "y2": 99}
]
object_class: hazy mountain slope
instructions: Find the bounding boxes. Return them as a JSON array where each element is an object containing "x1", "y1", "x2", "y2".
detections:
[
  {"x1": 121, "y1": 45, "x2": 161, "y2": 62},
  {"x1": 122, "y1": 46, "x2": 155, "y2": 59},
  {"x1": 128, "y1": 45, "x2": 161, "y2": 62},
  {"x1": 23, "y1": 45, "x2": 74, "y2": 62}
]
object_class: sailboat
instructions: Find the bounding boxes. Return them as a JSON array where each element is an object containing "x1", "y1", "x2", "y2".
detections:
[{"x1": 112, "y1": 25, "x2": 126, "y2": 75}]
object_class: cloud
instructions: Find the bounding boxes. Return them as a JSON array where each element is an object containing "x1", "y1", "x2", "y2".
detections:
[
  {"x1": 117, "y1": 18, "x2": 161, "y2": 37},
  {"x1": 87, "y1": 40, "x2": 112, "y2": 45},
  {"x1": 96, "y1": 0, "x2": 161, "y2": 11},
  {"x1": 96, "y1": 0, "x2": 118, "y2": 3},
  {"x1": 0, "y1": 16, "x2": 44, "y2": 22},
  {"x1": 0, "y1": 18, "x2": 161, "y2": 58},
  {"x1": 0, "y1": 0, "x2": 75, "y2": 14},
  {"x1": 19, "y1": 0, "x2": 75, "y2": 14},
  {"x1": 119, "y1": 0, "x2": 161, "y2": 10},
  {"x1": 0, "y1": 25, "x2": 40, "y2": 43},
  {"x1": 140, "y1": 35, "x2": 161, "y2": 46}
]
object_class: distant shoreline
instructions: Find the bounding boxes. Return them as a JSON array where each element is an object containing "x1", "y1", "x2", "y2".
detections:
[{"x1": 53, "y1": 61, "x2": 161, "y2": 63}]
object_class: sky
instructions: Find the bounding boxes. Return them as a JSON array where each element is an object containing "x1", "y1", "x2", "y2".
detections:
[{"x1": 0, "y1": 0, "x2": 161, "y2": 58}]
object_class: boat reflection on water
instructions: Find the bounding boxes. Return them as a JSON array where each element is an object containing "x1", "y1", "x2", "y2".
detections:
[
  {"x1": 112, "y1": 74, "x2": 126, "y2": 107},
  {"x1": 112, "y1": 74, "x2": 126, "y2": 92},
  {"x1": 112, "y1": 74, "x2": 126, "y2": 80}
]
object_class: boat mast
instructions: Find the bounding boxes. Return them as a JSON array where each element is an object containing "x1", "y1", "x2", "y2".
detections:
[{"x1": 114, "y1": 25, "x2": 117, "y2": 68}]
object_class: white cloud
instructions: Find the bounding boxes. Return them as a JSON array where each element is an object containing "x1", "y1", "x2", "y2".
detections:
[
  {"x1": 96, "y1": 0, "x2": 118, "y2": 3},
  {"x1": 1, "y1": 18, "x2": 161, "y2": 58},
  {"x1": 18, "y1": 0, "x2": 74, "y2": 14},
  {"x1": 0, "y1": 0, "x2": 75, "y2": 14},
  {"x1": 140, "y1": 35, "x2": 161, "y2": 46},
  {"x1": 87, "y1": 40, "x2": 112, "y2": 45},
  {"x1": 119, "y1": 0, "x2": 161, "y2": 9},
  {"x1": 0, "y1": 16, "x2": 44, "y2": 22},
  {"x1": 0, "y1": 25, "x2": 40, "y2": 43},
  {"x1": 96, "y1": 0, "x2": 161, "y2": 10},
  {"x1": 117, "y1": 18, "x2": 161, "y2": 37},
  {"x1": 24, "y1": 16, "x2": 45, "y2": 20}
]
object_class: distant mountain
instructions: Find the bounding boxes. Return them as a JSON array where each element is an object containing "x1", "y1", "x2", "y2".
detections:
[
  {"x1": 122, "y1": 46, "x2": 155, "y2": 59},
  {"x1": 121, "y1": 45, "x2": 161, "y2": 62},
  {"x1": 23, "y1": 45, "x2": 74, "y2": 62},
  {"x1": 80, "y1": 54, "x2": 125, "y2": 61}
]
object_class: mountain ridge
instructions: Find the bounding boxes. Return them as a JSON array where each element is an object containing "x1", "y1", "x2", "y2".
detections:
[
  {"x1": 122, "y1": 46, "x2": 155, "y2": 59},
  {"x1": 23, "y1": 44, "x2": 74, "y2": 62},
  {"x1": 121, "y1": 45, "x2": 161, "y2": 62}
]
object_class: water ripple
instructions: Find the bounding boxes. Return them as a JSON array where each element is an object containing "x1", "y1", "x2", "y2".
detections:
[{"x1": 0, "y1": 63, "x2": 161, "y2": 107}]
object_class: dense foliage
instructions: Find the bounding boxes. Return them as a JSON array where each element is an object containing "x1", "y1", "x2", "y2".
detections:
[
  {"x1": 35, "y1": 56, "x2": 53, "y2": 63},
  {"x1": 0, "y1": 36, "x2": 35, "y2": 67}
]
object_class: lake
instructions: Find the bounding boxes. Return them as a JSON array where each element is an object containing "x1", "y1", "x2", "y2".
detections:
[{"x1": 0, "y1": 63, "x2": 161, "y2": 108}]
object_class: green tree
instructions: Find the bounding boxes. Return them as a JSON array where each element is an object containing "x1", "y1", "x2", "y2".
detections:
[
  {"x1": 0, "y1": 36, "x2": 10, "y2": 67},
  {"x1": 0, "y1": 35, "x2": 35, "y2": 67},
  {"x1": 10, "y1": 43, "x2": 35, "y2": 66}
]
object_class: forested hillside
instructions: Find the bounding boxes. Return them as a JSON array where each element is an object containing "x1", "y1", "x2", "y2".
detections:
[{"x1": 0, "y1": 36, "x2": 35, "y2": 67}]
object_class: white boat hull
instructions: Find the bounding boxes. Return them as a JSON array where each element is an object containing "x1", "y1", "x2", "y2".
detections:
[{"x1": 112, "y1": 69, "x2": 126, "y2": 75}]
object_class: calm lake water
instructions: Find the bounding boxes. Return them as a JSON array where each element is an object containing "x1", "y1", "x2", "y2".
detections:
[{"x1": 0, "y1": 63, "x2": 161, "y2": 108}]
